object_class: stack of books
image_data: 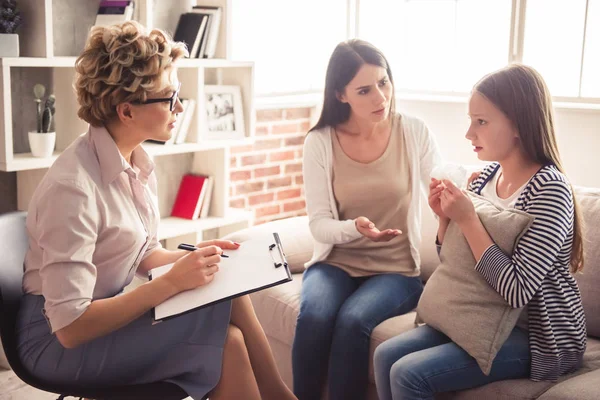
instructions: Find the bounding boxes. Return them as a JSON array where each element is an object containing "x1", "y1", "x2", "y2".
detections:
[
  {"x1": 94, "y1": 1, "x2": 134, "y2": 27},
  {"x1": 173, "y1": 6, "x2": 222, "y2": 59},
  {"x1": 172, "y1": 98, "x2": 196, "y2": 144},
  {"x1": 146, "y1": 98, "x2": 195, "y2": 146},
  {"x1": 171, "y1": 174, "x2": 215, "y2": 220}
]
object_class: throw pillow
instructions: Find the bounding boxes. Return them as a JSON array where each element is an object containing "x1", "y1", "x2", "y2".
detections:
[{"x1": 416, "y1": 192, "x2": 534, "y2": 375}]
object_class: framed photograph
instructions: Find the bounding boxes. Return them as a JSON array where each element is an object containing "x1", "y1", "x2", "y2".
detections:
[{"x1": 203, "y1": 85, "x2": 245, "y2": 140}]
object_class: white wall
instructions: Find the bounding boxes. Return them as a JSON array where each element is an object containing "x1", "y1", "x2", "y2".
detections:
[{"x1": 396, "y1": 98, "x2": 600, "y2": 188}]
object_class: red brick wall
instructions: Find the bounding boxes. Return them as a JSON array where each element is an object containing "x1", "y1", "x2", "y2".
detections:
[{"x1": 229, "y1": 107, "x2": 312, "y2": 225}]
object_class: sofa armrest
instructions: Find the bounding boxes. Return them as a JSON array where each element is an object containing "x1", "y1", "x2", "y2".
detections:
[{"x1": 223, "y1": 216, "x2": 314, "y2": 274}]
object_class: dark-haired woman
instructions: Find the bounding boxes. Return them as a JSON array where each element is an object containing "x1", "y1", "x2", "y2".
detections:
[{"x1": 292, "y1": 39, "x2": 442, "y2": 400}]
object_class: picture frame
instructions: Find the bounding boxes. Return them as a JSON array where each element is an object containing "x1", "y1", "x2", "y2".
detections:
[{"x1": 202, "y1": 85, "x2": 245, "y2": 140}]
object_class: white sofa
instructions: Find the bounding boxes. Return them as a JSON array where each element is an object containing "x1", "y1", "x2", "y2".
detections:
[{"x1": 226, "y1": 187, "x2": 600, "y2": 399}]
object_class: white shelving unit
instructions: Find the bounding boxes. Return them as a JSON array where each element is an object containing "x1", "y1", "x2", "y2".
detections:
[{"x1": 0, "y1": 0, "x2": 255, "y2": 248}]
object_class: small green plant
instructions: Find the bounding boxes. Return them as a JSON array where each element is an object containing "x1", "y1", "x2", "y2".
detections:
[
  {"x1": 0, "y1": 0, "x2": 22, "y2": 34},
  {"x1": 33, "y1": 84, "x2": 56, "y2": 133}
]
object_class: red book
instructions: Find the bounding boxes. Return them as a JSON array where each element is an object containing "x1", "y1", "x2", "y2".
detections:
[{"x1": 170, "y1": 174, "x2": 208, "y2": 219}]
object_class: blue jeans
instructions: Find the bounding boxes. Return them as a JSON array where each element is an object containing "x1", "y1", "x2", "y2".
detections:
[
  {"x1": 373, "y1": 325, "x2": 531, "y2": 400},
  {"x1": 292, "y1": 262, "x2": 423, "y2": 400}
]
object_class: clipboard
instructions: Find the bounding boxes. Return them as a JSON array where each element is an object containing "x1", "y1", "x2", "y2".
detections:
[{"x1": 149, "y1": 232, "x2": 292, "y2": 322}]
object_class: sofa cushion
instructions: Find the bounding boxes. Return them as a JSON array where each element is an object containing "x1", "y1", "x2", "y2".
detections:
[
  {"x1": 439, "y1": 379, "x2": 554, "y2": 400},
  {"x1": 250, "y1": 273, "x2": 303, "y2": 347},
  {"x1": 536, "y1": 337, "x2": 600, "y2": 400},
  {"x1": 536, "y1": 369, "x2": 600, "y2": 400},
  {"x1": 250, "y1": 273, "x2": 419, "y2": 385},
  {"x1": 580, "y1": 337, "x2": 600, "y2": 373},
  {"x1": 416, "y1": 193, "x2": 534, "y2": 375},
  {"x1": 250, "y1": 272, "x2": 600, "y2": 398},
  {"x1": 224, "y1": 216, "x2": 313, "y2": 274},
  {"x1": 574, "y1": 187, "x2": 600, "y2": 338}
]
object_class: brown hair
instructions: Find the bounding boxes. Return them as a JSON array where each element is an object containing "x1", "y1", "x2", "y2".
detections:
[
  {"x1": 474, "y1": 63, "x2": 584, "y2": 273},
  {"x1": 74, "y1": 20, "x2": 188, "y2": 126}
]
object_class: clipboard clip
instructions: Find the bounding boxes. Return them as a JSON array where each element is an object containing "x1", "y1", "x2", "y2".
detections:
[{"x1": 268, "y1": 232, "x2": 288, "y2": 268}]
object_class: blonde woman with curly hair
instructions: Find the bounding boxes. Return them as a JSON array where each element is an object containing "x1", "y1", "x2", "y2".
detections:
[{"x1": 16, "y1": 21, "x2": 296, "y2": 400}]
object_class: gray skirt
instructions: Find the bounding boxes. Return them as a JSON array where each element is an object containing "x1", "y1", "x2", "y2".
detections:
[{"x1": 16, "y1": 294, "x2": 232, "y2": 400}]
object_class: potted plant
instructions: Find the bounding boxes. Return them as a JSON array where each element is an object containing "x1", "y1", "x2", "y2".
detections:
[
  {"x1": 0, "y1": 0, "x2": 22, "y2": 57},
  {"x1": 28, "y1": 84, "x2": 57, "y2": 158}
]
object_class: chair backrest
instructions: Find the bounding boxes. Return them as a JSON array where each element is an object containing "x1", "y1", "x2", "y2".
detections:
[
  {"x1": 574, "y1": 187, "x2": 600, "y2": 338},
  {"x1": 0, "y1": 211, "x2": 28, "y2": 373},
  {"x1": 0, "y1": 211, "x2": 189, "y2": 399}
]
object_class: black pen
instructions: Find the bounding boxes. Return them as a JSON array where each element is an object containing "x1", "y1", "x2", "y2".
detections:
[{"x1": 177, "y1": 243, "x2": 229, "y2": 257}]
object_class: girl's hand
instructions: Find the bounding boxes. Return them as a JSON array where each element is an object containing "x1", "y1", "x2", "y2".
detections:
[
  {"x1": 196, "y1": 239, "x2": 241, "y2": 251},
  {"x1": 429, "y1": 178, "x2": 448, "y2": 221},
  {"x1": 439, "y1": 180, "x2": 477, "y2": 225},
  {"x1": 163, "y1": 245, "x2": 223, "y2": 292},
  {"x1": 355, "y1": 216, "x2": 402, "y2": 242}
]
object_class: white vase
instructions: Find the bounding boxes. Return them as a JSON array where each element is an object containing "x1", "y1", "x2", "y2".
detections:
[
  {"x1": 28, "y1": 131, "x2": 56, "y2": 158},
  {"x1": 0, "y1": 34, "x2": 19, "y2": 57}
]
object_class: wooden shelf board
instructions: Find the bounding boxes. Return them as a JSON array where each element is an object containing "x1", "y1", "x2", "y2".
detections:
[
  {"x1": 158, "y1": 208, "x2": 252, "y2": 240},
  {"x1": 1, "y1": 152, "x2": 59, "y2": 172},
  {"x1": 1, "y1": 57, "x2": 253, "y2": 69},
  {"x1": 0, "y1": 57, "x2": 77, "y2": 67},
  {"x1": 143, "y1": 138, "x2": 254, "y2": 156},
  {"x1": 1, "y1": 138, "x2": 254, "y2": 171}
]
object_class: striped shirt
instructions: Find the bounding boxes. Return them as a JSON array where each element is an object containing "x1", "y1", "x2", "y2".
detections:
[{"x1": 469, "y1": 163, "x2": 586, "y2": 381}]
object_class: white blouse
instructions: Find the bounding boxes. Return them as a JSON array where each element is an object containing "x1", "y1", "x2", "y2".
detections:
[{"x1": 23, "y1": 125, "x2": 162, "y2": 333}]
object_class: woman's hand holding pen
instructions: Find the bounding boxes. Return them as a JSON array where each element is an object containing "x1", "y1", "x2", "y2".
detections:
[
  {"x1": 163, "y1": 245, "x2": 223, "y2": 292},
  {"x1": 355, "y1": 216, "x2": 402, "y2": 242}
]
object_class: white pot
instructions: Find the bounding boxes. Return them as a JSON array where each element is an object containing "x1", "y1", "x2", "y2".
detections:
[
  {"x1": 0, "y1": 34, "x2": 19, "y2": 57},
  {"x1": 28, "y1": 131, "x2": 56, "y2": 158}
]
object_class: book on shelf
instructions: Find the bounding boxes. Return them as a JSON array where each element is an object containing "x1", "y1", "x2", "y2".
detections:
[
  {"x1": 174, "y1": 98, "x2": 196, "y2": 144},
  {"x1": 191, "y1": 6, "x2": 222, "y2": 59},
  {"x1": 173, "y1": 13, "x2": 209, "y2": 58},
  {"x1": 171, "y1": 174, "x2": 213, "y2": 220},
  {"x1": 199, "y1": 176, "x2": 214, "y2": 218},
  {"x1": 94, "y1": 0, "x2": 134, "y2": 27},
  {"x1": 144, "y1": 98, "x2": 195, "y2": 146},
  {"x1": 169, "y1": 98, "x2": 187, "y2": 144}
]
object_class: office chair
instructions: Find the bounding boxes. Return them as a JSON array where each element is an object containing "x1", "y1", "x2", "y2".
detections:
[{"x1": 0, "y1": 212, "x2": 189, "y2": 400}]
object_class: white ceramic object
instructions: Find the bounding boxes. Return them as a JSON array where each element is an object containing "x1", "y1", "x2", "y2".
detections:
[
  {"x1": 0, "y1": 34, "x2": 19, "y2": 57},
  {"x1": 28, "y1": 131, "x2": 56, "y2": 158}
]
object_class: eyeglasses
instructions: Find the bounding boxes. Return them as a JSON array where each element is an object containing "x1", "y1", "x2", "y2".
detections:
[{"x1": 132, "y1": 82, "x2": 181, "y2": 112}]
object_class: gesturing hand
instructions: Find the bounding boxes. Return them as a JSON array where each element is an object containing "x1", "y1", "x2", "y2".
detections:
[
  {"x1": 355, "y1": 216, "x2": 402, "y2": 242},
  {"x1": 164, "y1": 245, "x2": 223, "y2": 292}
]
